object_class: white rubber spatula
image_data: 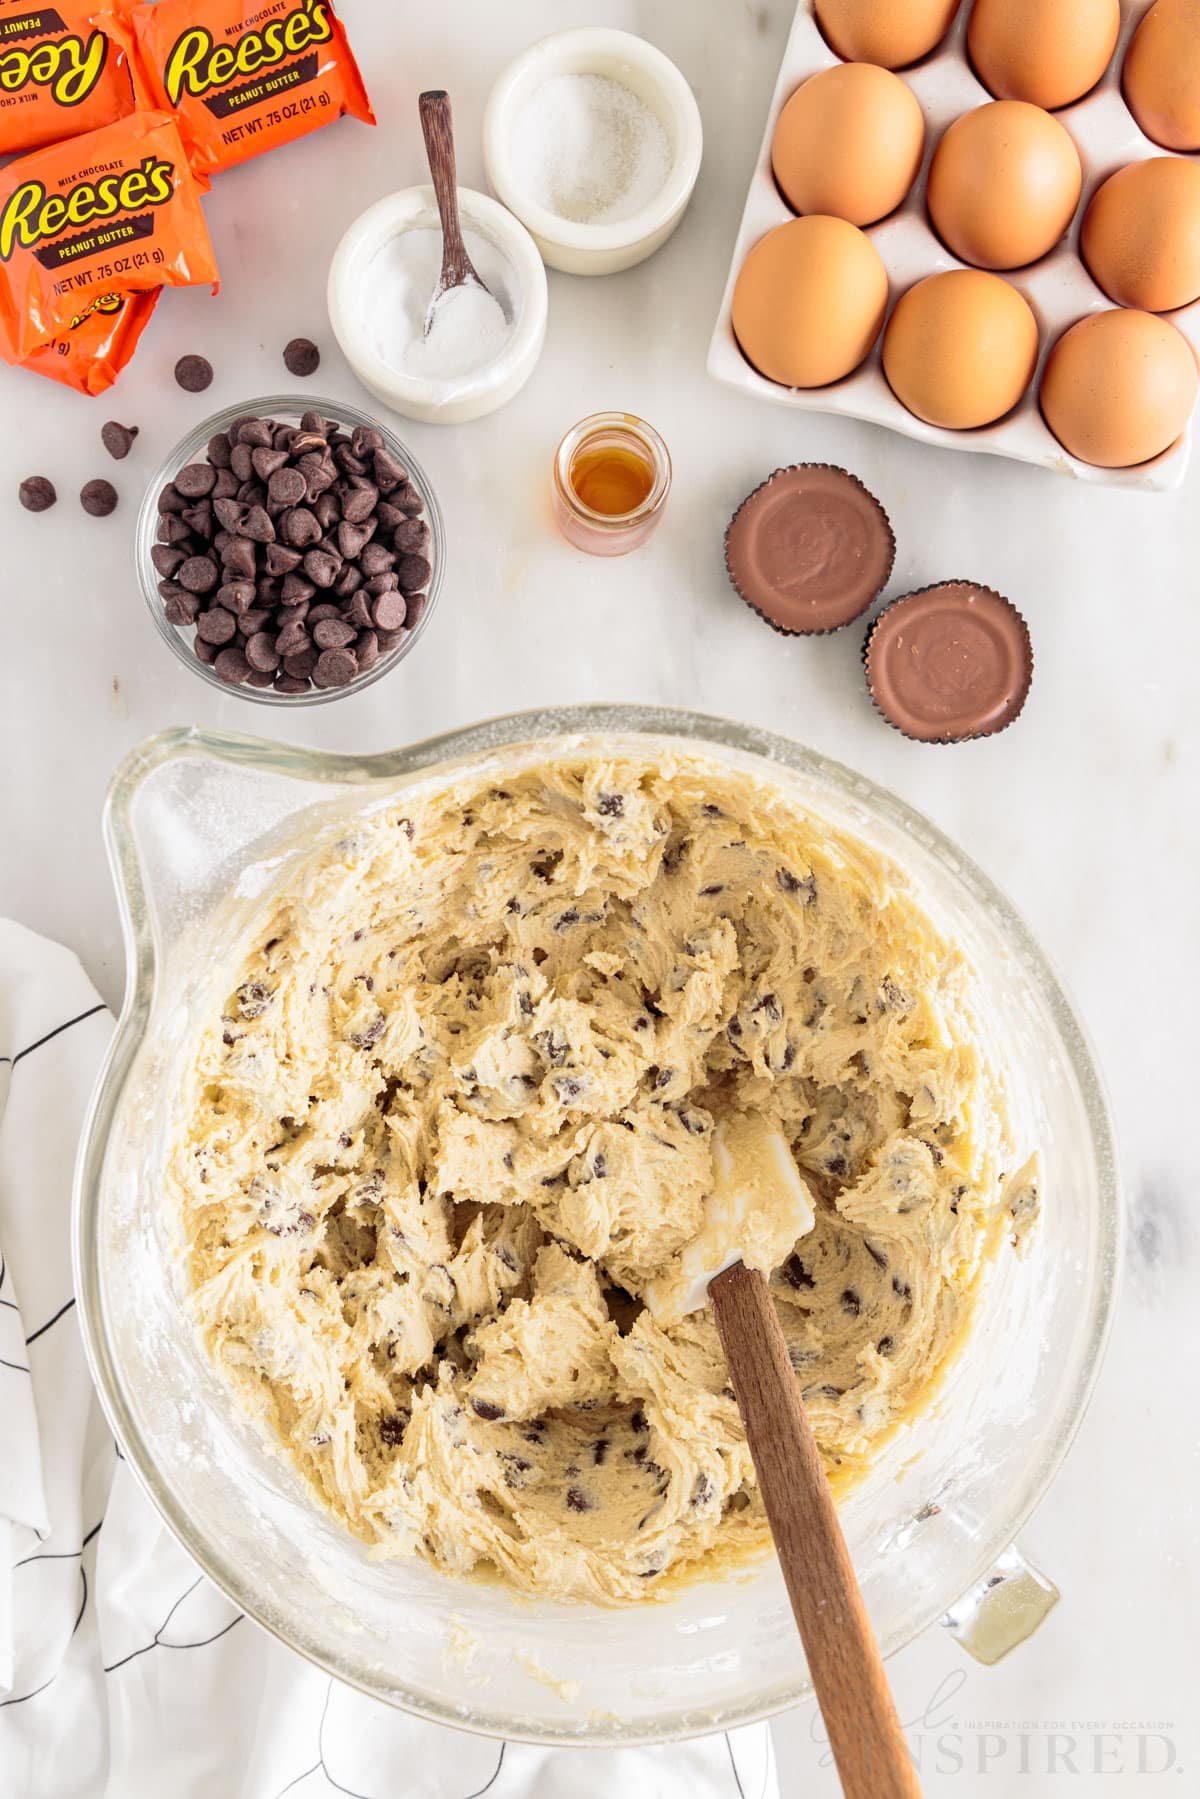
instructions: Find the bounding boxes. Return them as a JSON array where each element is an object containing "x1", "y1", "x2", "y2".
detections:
[{"x1": 649, "y1": 1118, "x2": 922, "y2": 1799}]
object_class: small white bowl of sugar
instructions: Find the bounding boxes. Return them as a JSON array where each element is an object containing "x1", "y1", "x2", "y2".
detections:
[
  {"x1": 328, "y1": 185, "x2": 548, "y2": 425},
  {"x1": 483, "y1": 27, "x2": 703, "y2": 276}
]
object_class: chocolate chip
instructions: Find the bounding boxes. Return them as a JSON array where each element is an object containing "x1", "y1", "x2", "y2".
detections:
[
  {"x1": 282, "y1": 647, "x2": 318, "y2": 680},
  {"x1": 101, "y1": 421, "x2": 138, "y2": 460},
  {"x1": 472, "y1": 1399, "x2": 504, "y2": 1421},
  {"x1": 341, "y1": 482, "x2": 379, "y2": 524},
  {"x1": 280, "y1": 506, "x2": 322, "y2": 548},
  {"x1": 303, "y1": 547, "x2": 341, "y2": 588},
  {"x1": 175, "y1": 354, "x2": 213, "y2": 393},
  {"x1": 178, "y1": 555, "x2": 219, "y2": 594},
  {"x1": 207, "y1": 433, "x2": 233, "y2": 468},
  {"x1": 80, "y1": 479, "x2": 117, "y2": 517},
  {"x1": 372, "y1": 591, "x2": 407, "y2": 631},
  {"x1": 223, "y1": 537, "x2": 257, "y2": 581},
  {"x1": 393, "y1": 516, "x2": 429, "y2": 553},
  {"x1": 164, "y1": 592, "x2": 200, "y2": 627},
  {"x1": 251, "y1": 445, "x2": 290, "y2": 481},
  {"x1": 268, "y1": 466, "x2": 306, "y2": 510},
  {"x1": 565, "y1": 1486, "x2": 594, "y2": 1513},
  {"x1": 396, "y1": 552, "x2": 431, "y2": 593},
  {"x1": 151, "y1": 544, "x2": 187, "y2": 578},
  {"x1": 360, "y1": 542, "x2": 396, "y2": 579},
  {"x1": 274, "y1": 617, "x2": 311, "y2": 657},
  {"x1": 214, "y1": 646, "x2": 251, "y2": 685},
  {"x1": 313, "y1": 647, "x2": 358, "y2": 688},
  {"x1": 313, "y1": 617, "x2": 356, "y2": 649},
  {"x1": 175, "y1": 461, "x2": 217, "y2": 498},
  {"x1": 196, "y1": 607, "x2": 237, "y2": 645},
  {"x1": 283, "y1": 337, "x2": 320, "y2": 377},
  {"x1": 264, "y1": 541, "x2": 302, "y2": 576},
  {"x1": 355, "y1": 629, "x2": 380, "y2": 671},
  {"x1": 241, "y1": 505, "x2": 276, "y2": 543},
  {"x1": 245, "y1": 631, "x2": 280, "y2": 673}
]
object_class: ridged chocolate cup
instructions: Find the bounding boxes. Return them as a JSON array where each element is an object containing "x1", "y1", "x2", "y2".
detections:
[
  {"x1": 724, "y1": 463, "x2": 895, "y2": 636},
  {"x1": 863, "y1": 581, "x2": 1033, "y2": 744}
]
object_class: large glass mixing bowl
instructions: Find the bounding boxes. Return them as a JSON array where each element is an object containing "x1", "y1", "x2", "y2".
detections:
[{"x1": 73, "y1": 707, "x2": 1119, "y2": 1745}]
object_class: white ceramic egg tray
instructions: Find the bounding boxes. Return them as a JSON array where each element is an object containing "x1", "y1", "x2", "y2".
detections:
[{"x1": 707, "y1": 0, "x2": 1198, "y2": 491}]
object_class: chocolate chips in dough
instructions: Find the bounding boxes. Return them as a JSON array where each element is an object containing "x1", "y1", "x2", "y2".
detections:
[{"x1": 169, "y1": 751, "x2": 1037, "y2": 1602}]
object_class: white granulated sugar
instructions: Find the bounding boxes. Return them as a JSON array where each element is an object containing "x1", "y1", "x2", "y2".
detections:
[
  {"x1": 362, "y1": 227, "x2": 517, "y2": 385},
  {"x1": 509, "y1": 72, "x2": 672, "y2": 225}
]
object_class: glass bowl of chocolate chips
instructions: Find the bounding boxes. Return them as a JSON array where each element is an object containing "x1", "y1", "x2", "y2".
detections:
[{"x1": 138, "y1": 394, "x2": 444, "y2": 703}]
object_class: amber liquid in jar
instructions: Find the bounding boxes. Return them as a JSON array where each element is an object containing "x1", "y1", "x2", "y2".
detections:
[
  {"x1": 552, "y1": 412, "x2": 672, "y2": 557},
  {"x1": 569, "y1": 441, "x2": 656, "y2": 516}
]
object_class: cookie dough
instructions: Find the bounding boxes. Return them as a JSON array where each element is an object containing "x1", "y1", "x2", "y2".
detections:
[{"x1": 171, "y1": 749, "x2": 1037, "y2": 1603}]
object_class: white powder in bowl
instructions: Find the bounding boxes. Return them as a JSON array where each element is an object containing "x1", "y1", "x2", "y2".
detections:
[
  {"x1": 361, "y1": 227, "x2": 518, "y2": 385},
  {"x1": 508, "y1": 72, "x2": 673, "y2": 226}
]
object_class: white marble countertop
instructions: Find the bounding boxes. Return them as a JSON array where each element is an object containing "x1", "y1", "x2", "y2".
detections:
[{"x1": 0, "y1": 1, "x2": 1194, "y2": 1790}]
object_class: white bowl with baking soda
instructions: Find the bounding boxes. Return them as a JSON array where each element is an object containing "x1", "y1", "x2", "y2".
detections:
[
  {"x1": 484, "y1": 28, "x2": 703, "y2": 275},
  {"x1": 328, "y1": 185, "x2": 548, "y2": 425}
]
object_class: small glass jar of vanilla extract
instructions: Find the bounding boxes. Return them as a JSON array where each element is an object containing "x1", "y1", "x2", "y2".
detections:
[{"x1": 552, "y1": 411, "x2": 672, "y2": 556}]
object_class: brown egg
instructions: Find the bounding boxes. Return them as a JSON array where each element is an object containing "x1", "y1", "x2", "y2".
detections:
[
  {"x1": 815, "y1": 0, "x2": 961, "y2": 69},
  {"x1": 883, "y1": 270, "x2": 1040, "y2": 428},
  {"x1": 732, "y1": 216, "x2": 889, "y2": 388},
  {"x1": 1082, "y1": 158, "x2": 1200, "y2": 312},
  {"x1": 927, "y1": 101, "x2": 1082, "y2": 269},
  {"x1": 772, "y1": 64, "x2": 925, "y2": 227},
  {"x1": 1040, "y1": 309, "x2": 1199, "y2": 466},
  {"x1": 967, "y1": 0, "x2": 1120, "y2": 111},
  {"x1": 1123, "y1": 0, "x2": 1200, "y2": 151}
]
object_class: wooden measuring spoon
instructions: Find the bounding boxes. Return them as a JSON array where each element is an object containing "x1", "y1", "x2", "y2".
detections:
[
  {"x1": 418, "y1": 89, "x2": 498, "y2": 337},
  {"x1": 649, "y1": 1117, "x2": 921, "y2": 1799}
]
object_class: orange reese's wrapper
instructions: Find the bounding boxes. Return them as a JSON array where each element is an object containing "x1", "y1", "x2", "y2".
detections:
[
  {"x1": 107, "y1": 0, "x2": 375, "y2": 178},
  {"x1": 0, "y1": 109, "x2": 217, "y2": 372},
  {"x1": 0, "y1": 0, "x2": 136, "y2": 155}
]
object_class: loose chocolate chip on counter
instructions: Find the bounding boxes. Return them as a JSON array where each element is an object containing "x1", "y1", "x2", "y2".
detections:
[
  {"x1": 80, "y1": 479, "x2": 118, "y2": 517},
  {"x1": 283, "y1": 337, "x2": 321, "y2": 377},
  {"x1": 101, "y1": 421, "x2": 139, "y2": 460},
  {"x1": 19, "y1": 476, "x2": 57, "y2": 512},
  {"x1": 175, "y1": 354, "x2": 214, "y2": 393}
]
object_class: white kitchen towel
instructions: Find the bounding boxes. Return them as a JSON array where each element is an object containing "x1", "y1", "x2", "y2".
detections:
[{"x1": 0, "y1": 919, "x2": 778, "y2": 1799}]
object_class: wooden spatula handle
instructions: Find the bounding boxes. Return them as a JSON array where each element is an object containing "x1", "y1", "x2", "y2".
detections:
[{"x1": 711, "y1": 1262, "x2": 922, "y2": 1799}]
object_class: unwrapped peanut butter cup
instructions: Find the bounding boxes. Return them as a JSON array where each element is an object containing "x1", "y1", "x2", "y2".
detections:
[
  {"x1": 864, "y1": 582, "x2": 1033, "y2": 743},
  {"x1": 724, "y1": 464, "x2": 894, "y2": 635}
]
